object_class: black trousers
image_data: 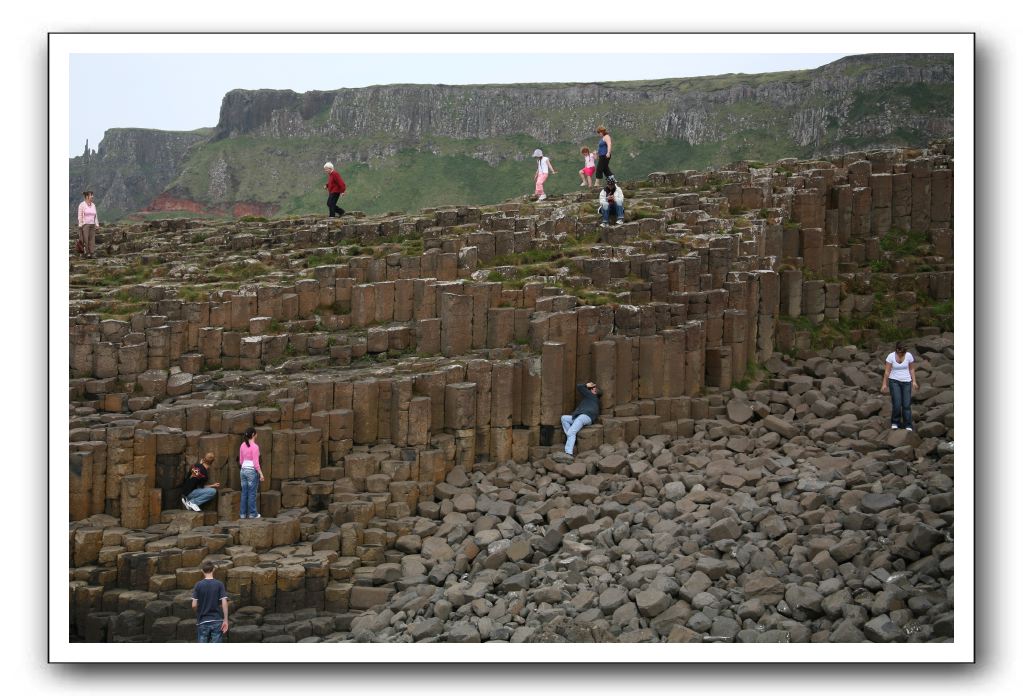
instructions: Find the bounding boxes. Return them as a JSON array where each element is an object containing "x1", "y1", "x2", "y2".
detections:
[
  {"x1": 327, "y1": 192, "x2": 344, "y2": 217},
  {"x1": 595, "y1": 155, "x2": 613, "y2": 180}
]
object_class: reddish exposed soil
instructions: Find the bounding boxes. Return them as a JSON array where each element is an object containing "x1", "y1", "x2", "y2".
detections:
[{"x1": 143, "y1": 194, "x2": 278, "y2": 218}]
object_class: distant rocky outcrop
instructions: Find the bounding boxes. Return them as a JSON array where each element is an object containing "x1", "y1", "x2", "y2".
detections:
[
  {"x1": 70, "y1": 128, "x2": 209, "y2": 221},
  {"x1": 70, "y1": 53, "x2": 953, "y2": 221}
]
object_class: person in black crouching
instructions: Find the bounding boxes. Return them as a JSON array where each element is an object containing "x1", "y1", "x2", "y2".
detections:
[
  {"x1": 181, "y1": 452, "x2": 220, "y2": 511},
  {"x1": 560, "y1": 381, "x2": 602, "y2": 457}
]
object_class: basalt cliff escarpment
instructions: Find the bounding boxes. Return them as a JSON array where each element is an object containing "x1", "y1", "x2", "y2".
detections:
[{"x1": 70, "y1": 53, "x2": 952, "y2": 221}]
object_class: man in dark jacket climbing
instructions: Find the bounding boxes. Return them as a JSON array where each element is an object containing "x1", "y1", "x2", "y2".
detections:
[{"x1": 560, "y1": 382, "x2": 602, "y2": 456}]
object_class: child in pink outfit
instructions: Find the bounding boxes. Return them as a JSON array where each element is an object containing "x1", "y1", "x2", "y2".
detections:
[
  {"x1": 532, "y1": 148, "x2": 556, "y2": 201},
  {"x1": 579, "y1": 147, "x2": 596, "y2": 187}
]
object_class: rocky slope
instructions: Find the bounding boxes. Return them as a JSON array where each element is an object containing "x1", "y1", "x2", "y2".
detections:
[
  {"x1": 331, "y1": 338, "x2": 955, "y2": 644},
  {"x1": 69, "y1": 340, "x2": 955, "y2": 643}
]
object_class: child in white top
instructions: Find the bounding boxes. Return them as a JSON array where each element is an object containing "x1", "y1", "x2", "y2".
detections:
[
  {"x1": 579, "y1": 147, "x2": 596, "y2": 187},
  {"x1": 532, "y1": 148, "x2": 556, "y2": 201}
]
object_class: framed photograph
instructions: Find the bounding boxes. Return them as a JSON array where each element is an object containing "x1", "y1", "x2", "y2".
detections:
[{"x1": 50, "y1": 32, "x2": 972, "y2": 667}]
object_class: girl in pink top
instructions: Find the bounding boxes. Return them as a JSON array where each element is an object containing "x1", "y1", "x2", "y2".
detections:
[
  {"x1": 579, "y1": 147, "x2": 596, "y2": 187},
  {"x1": 239, "y1": 427, "x2": 264, "y2": 519},
  {"x1": 76, "y1": 190, "x2": 99, "y2": 257}
]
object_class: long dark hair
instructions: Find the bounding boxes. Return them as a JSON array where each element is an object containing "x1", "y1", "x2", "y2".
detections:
[{"x1": 242, "y1": 427, "x2": 257, "y2": 445}]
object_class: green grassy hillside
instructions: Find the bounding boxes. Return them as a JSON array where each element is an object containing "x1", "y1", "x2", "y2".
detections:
[
  {"x1": 167, "y1": 127, "x2": 938, "y2": 218},
  {"x1": 74, "y1": 53, "x2": 954, "y2": 221}
]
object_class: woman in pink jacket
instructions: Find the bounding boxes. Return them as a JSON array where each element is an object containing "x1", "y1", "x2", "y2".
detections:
[
  {"x1": 77, "y1": 190, "x2": 99, "y2": 257},
  {"x1": 239, "y1": 427, "x2": 265, "y2": 519}
]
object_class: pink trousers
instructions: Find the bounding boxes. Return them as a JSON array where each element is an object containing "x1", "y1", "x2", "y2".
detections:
[{"x1": 534, "y1": 172, "x2": 548, "y2": 196}]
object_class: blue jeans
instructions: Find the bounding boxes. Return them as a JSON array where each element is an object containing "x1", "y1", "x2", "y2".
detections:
[
  {"x1": 601, "y1": 203, "x2": 623, "y2": 223},
  {"x1": 186, "y1": 487, "x2": 217, "y2": 509},
  {"x1": 240, "y1": 468, "x2": 260, "y2": 517},
  {"x1": 561, "y1": 414, "x2": 592, "y2": 455},
  {"x1": 196, "y1": 620, "x2": 223, "y2": 643},
  {"x1": 889, "y1": 380, "x2": 913, "y2": 428}
]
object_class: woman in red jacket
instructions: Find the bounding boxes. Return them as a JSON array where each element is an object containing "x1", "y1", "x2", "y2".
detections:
[{"x1": 323, "y1": 162, "x2": 347, "y2": 217}]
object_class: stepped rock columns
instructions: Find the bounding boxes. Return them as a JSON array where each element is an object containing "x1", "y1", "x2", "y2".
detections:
[
  {"x1": 64, "y1": 177, "x2": 955, "y2": 647},
  {"x1": 66, "y1": 143, "x2": 953, "y2": 643}
]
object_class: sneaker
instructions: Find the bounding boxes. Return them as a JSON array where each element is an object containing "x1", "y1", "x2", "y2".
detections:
[
  {"x1": 579, "y1": 183, "x2": 586, "y2": 187},
  {"x1": 600, "y1": 222, "x2": 609, "y2": 228},
  {"x1": 251, "y1": 514, "x2": 261, "y2": 519},
  {"x1": 187, "y1": 500, "x2": 200, "y2": 512},
  {"x1": 537, "y1": 194, "x2": 546, "y2": 201},
  {"x1": 906, "y1": 427, "x2": 913, "y2": 431},
  {"x1": 891, "y1": 424, "x2": 899, "y2": 429},
  {"x1": 616, "y1": 219, "x2": 624, "y2": 225},
  {"x1": 181, "y1": 496, "x2": 190, "y2": 510}
]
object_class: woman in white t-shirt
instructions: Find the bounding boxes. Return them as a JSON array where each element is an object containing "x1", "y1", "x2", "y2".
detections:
[
  {"x1": 881, "y1": 341, "x2": 918, "y2": 430},
  {"x1": 532, "y1": 148, "x2": 556, "y2": 201}
]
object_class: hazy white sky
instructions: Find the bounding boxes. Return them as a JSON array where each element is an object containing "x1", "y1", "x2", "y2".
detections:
[{"x1": 69, "y1": 52, "x2": 849, "y2": 157}]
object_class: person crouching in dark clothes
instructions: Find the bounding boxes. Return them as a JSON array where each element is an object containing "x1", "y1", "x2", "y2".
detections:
[
  {"x1": 561, "y1": 382, "x2": 602, "y2": 456},
  {"x1": 181, "y1": 452, "x2": 220, "y2": 511},
  {"x1": 599, "y1": 175, "x2": 624, "y2": 226}
]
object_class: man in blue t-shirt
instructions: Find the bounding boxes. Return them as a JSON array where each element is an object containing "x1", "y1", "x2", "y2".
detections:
[{"x1": 191, "y1": 559, "x2": 229, "y2": 642}]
